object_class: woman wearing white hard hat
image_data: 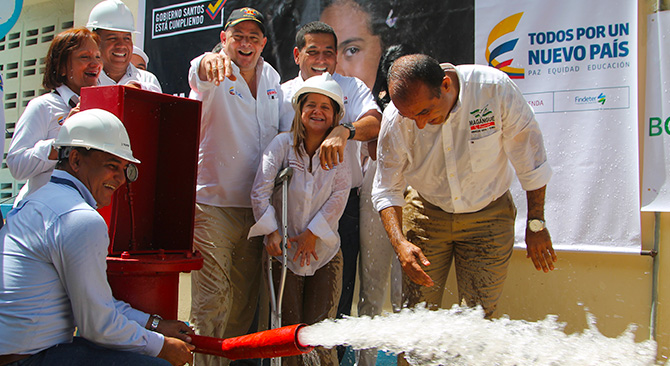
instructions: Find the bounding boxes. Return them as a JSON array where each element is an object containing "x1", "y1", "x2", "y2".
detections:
[
  {"x1": 249, "y1": 72, "x2": 350, "y2": 366},
  {"x1": 7, "y1": 27, "x2": 102, "y2": 207}
]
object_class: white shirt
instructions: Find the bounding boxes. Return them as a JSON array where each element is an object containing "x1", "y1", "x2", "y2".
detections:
[
  {"x1": 0, "y1": 170, "x2": 163, "y2": 356},
  {"x1": 248, "y1": 133, "x2": 351, "y2": 276},
  {"x1": 189, "y1": 53, "x2": 282, "y2": 208},
  {"x1": 372, "y1": 64, "x2": 552, "y2": 214},
  {"x1": 98, "y1": 63, "x2": 162, "y2": 93},
  {"x1": 7, "y1": 85, "x2": 76, "y2": 205},
  {"x1": 280, "y1": 72, "x2": 380, "y2": 189}
]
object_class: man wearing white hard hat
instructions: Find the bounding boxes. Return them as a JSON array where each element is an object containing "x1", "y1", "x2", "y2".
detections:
[
  {"x1": 0, "y1": 109, "x2": 194, "y2": 366},
  {"x1": 87, "y1": 0, "x2": 162, "y2": 92}
]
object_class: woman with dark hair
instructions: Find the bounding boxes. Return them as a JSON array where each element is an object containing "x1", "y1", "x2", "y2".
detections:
[{"x1": 7, "y1": 27, "x2": 101, "y2": 205}]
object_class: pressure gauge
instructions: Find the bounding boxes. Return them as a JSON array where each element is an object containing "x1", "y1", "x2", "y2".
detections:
[{"x1": 125, "y1": 163, "x2": 139, "y2": 183}]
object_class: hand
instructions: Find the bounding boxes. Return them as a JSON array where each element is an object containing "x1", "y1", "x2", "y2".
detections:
[
  {"x1": 125, "y1": 80, "x2": 143, "y2": 89},
  {"x1": 157, "y1": 337, "x2": 194, "y2": 366},
  {"x1": 65, "y1": 103, "x2": 81, "y2": 120},
  {"x1": 155, "y1": 319, "x2": 194, "y2": 343},
  {"x1": 319, "y1": 125, "x2": 348, "y2": 170},
  {"x1": 199, "y1": 52, "x2": 237, "y2": 85},
  {"x1": 265, "y1": 230, "x2": 283, "y2": 256},
  {"x1": 525, "y1": 228, "x2": 557, "y2": 272},
  {"x1": 289, "y1": 229, "x2": 318, "y2": 266},
  {"x1": 396, "y1": 240, "x2": 433, "y2": 287}
]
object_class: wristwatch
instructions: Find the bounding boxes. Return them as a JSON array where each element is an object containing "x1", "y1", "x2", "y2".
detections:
[
  {"x1": 341, "y1": 122, "x2": 356, "y2": 140},
  {"x1": 528, "y1": 219, "x2": 546, "y2": 233},
  {"x1": 149, "y1": 314, "x2": 162, "y2": 331}
]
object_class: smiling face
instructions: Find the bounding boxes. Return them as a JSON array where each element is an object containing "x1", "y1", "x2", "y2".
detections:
[
  {"x1": 63, "y1": 37, "x2": 102, "y2": 95},
  {"x1": 294, "y1": 33, "x2": 337, "y2": 80},
  {"x1": 221, "y1": 21, "x2": 267, "y2": 73},
  {"x1": 320, "y1": 1, "x2": 382, "y2": 90},
  {"x1": 300, "y1": 93, "x2": 337, "y2": 138},
  {"x1": 70, "y1": 149, "x2": 128, "y2": 208},
  {"x1": 97, "y1": 29, "x2": 133, "y2": 77}
]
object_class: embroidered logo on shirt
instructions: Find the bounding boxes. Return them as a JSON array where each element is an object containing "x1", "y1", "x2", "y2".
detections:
[
  {"x1": 468, "y1": 105, "x2": 497, "y2": 138},
  {"x1": 343, "y1": 96, "x2": 348, "y2": 105},
  {"x1": 228, "y1": 86, "x2": 243, "y2": 99},
  {"x1": 267, "y1": 88, "x2": 277, "y2": 99},
  {"x1": 57, "y1": 115, "x2": 66, "y2": 125}
]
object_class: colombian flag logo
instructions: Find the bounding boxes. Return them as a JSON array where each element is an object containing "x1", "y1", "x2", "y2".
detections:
[
  {"x1": 206, "y1": 0, "x2": 226, "y2": 20},
  {"x1": 485, "y1": 12, "x2": 525, "y2": 79}
]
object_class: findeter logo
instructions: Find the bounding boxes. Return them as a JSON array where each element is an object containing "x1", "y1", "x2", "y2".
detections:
[
  {"x1": 575, "y1": 92, "x2": 606, "y2": 105},
  {"x1": 485, "y1": 12, "x2": 525, "y2": 79}
]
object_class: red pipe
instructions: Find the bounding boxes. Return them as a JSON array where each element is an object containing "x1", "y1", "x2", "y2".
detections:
[{"x1": 190, "y1": 324, "x2": 314, "y2": 360}]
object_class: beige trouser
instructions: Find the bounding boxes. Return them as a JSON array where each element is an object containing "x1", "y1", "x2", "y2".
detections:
[
  {"x1": 190, "y1": 204, "x2": 264, "y2": 366},
  {"x1": 398, "y1": 189, "x2": 516, "y2": 366},
  {"x1": 271, "y1": 251, "x2": 343, "y2": 366},
  {"x1": 401, "y1": 188, "x2": 516, "y2": 317}
]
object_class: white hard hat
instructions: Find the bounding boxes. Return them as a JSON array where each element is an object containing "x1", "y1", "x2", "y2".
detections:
[
  {"x1": 292, "y1": 72, "x2": 345, "y2": 118},
  {"x1": 132, "y1": 46, "x2": 149, "y2": 66},
  {"x1": 86, "y1": 0, "x2": 138, "y2": 34},
  {"x1": 54, "y1": 108, "x2": 140, "y2": 164}
]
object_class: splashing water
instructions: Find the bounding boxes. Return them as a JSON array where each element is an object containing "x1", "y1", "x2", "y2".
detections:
[{"x1": 298, "y1": 305, "x2": 658, "y2": 366}]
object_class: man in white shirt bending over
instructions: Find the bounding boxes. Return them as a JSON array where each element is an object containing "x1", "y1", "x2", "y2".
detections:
[{"x1": 372, "y1": 54, "x2": 557, "y2": 342}]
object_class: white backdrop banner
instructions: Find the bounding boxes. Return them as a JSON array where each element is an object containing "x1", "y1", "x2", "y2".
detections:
[
  {"x1": 475, "y1": 0, "x2": 640, "y2": 252},
  {"x1": 642, "y1": 11, "x2": 670, "y2": 212}
]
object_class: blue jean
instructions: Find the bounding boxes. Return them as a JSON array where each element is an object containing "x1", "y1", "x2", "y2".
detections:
[{"x1": 11, "y1": 337, "x2": 169, "y2": 366}]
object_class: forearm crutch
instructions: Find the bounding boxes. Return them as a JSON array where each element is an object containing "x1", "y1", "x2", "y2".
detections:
[{"x1": 268, "y1": 167, "x2": 293, "y2": 366}]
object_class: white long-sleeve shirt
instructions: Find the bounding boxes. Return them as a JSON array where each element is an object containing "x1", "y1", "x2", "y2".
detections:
[
  {"x1": 0, "y1": 170, "x2": 163, "y2": 356},
  {"x1": 7, "y1": 85, "x2": 76, "y2": 205},
  {"x1": 372, "y1": 64, "x2": 552, "y2": 214},
  {"x1": 189, "y1": 53, "x2": 282, "y2": 208},
  {"x1": 280, "y1": 72, "x2": 380, "y2": 189},
  {"x1": 98, "y1": 63, "x2": 162, "y2": 93},
  {"x1": 248, "y1": 133, "x2": 351, "y2": 276}
]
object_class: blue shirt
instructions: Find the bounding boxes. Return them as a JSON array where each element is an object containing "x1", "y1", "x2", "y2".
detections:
[{"x1": 0, "y1": 170, "x2": 164, "y2": 356}]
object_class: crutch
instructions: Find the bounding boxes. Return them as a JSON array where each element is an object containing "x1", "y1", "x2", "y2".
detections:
[{"x1": 268, "y1": 167, "x2": 293, "y2": 366}]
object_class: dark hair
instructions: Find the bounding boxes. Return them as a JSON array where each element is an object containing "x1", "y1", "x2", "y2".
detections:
[
  {"x1": 376, "y1": 43, "x2": 418, "y2": 109},
  {"x1": 295, "y1": 21, "x2": 337, "y2": 50},
  {"x1": 43, "y1": 27, "x2": 100, "y2": 90},
  {"x1": 387, "y1": 53, "x2": 444, "y2": 101},
  {"x1": 55, "y1": 147, "x2": 93, "y2": 168}
]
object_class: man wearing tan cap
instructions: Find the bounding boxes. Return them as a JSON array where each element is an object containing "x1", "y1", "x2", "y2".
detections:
[{"x1": 187, "y1": 7, "x2": 282, "y2": 366}]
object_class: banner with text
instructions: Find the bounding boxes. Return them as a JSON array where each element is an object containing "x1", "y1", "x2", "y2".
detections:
[
  {"x1": 475, "y1": 0, "x2": 640, "y2": 251},
  {"x1": 642, "y1": 11, "x2": 670, "y2": 212}
]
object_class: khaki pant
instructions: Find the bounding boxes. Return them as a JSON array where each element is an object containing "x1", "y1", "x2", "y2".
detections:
[
  {"x1": 402, "y1": 188, "x2": 516, "y2": 317},
  {"x1": 190, "y1": 204, "x2": 264, "y2": 366},
  {"x1": 398, "y1": 189, "x2": 516, "y2": 366},
  {"x1": 271, "y1": 251, "x2": 343, "y2": 366}
]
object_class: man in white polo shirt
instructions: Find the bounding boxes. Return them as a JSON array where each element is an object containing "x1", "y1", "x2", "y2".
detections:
[
  {"x1": 373, "y1": 54, "x2": 556, "y2": 345},
  {"x1": 87, "y1": 0, "x2": 162, "y2": 92},
  {"x1": 187, "y1": 7, "x2": 282, "y2": 366}
]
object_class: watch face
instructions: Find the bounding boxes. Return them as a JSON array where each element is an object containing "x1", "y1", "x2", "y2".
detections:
[
  {"x1": 529, "y1": 219, "x2": 544, "y2": 232},
  {"x1": 125, "y1": 163, "x2": 139, "y2": 183}
]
